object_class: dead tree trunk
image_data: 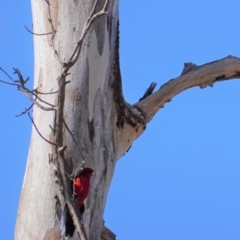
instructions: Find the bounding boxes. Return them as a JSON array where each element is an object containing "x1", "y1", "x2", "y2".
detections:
[
  {"x1": 13, "y1": 0, "x2": 240, "y2": 240},
  {"x1": 15, "y1": 0, "x2": 126, "y2": 239}
]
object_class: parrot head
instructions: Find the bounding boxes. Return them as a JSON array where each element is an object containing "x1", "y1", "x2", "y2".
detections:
[{"x1": 79, "y1": 167, "x2": 94, "y2": 178}]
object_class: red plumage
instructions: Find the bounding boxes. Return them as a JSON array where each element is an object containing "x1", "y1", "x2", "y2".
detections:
[
  {"x1": 73, "y1": 167, "x2": 94, "y2": 209},
  {"x1": 61, "y1": 167, "x2": 94, "y2": 237}
]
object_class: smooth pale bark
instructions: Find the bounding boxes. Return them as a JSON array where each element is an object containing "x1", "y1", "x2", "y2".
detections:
[{"x1": 15, "y1": 0, "x2": 140, "y2": 239}]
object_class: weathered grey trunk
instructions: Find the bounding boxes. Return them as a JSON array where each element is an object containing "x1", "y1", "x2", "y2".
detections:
[{"x1": 15, "y1": 0, "x2": 144, "y2": 239}]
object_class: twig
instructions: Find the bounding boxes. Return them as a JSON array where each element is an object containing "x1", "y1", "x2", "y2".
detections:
[
  {"x1": 44, "y1": 0, "x2": 60, "y2": 62},
  {"x1": 87, "y1": 0, "x2": 98, "y2": 24},
  {"x1": 45, "y1": 0, "x2": 56, "y2": 41},
  {"x1": 65, "y1": 170, "x2": 75, "y2": 181},
  {"x1": 102, "y1": 0, "x2": 110, "y2": 10},
  {"x1": 22, "y1": 87, "x2": 55, "y2": 107},
  {"x1": 0, "y1": 67, "x2": 15, "y2": 82},
  {"x1": 66, "y1": 201, "x2": 88, "y2": 240},
  {"x1": 70, "y1": 164, "x2": 86, "y2": 180},
  {"x1": 13, "y1": 68, "x2": 29, "y2": 86},
  {"x1": 63, "y1": 118, "x2": 84, "y2": 160},
  {"x1": 67, "y1": 0, "x2": 110, "y2": 67},
  {"x1": 24, "y1": 25, "x2": 53, "y2": 36},
  {"x1": 28, "y1": 112, "x2": 57, "y2": 146},
  {"x1": 34, "y1": 88, "x2": 59, "y2": 95},
  {"x1": 21, "y1": 87, "x2": 55, "y2": 111},
  {"x1": 49, "y1": 124, "x2": 55, "y2": 133},
  {"x1": 0, "y1": 68, "x2": 55, "y2": 111},
  {"x1": 32, "y1": 91, "x2": 55, "y2": 107},
  {"x1": 16, "y1": 103, "x2": 34, "y2": 117},
  {"x1": 0, "y1": 79, "x2": 16, "y2": 86}
]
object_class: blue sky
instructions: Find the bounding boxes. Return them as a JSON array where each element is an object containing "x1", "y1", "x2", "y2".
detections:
[{"x1": 1, "y1": 1, "x2": 240, "y2": 239}]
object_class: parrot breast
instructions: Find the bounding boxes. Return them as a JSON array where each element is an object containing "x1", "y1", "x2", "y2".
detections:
[{"x1": 74, "y1": 176, "x2": 91, "y2": 208}]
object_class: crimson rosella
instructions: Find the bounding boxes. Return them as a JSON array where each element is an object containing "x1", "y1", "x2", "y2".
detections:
[{"x1": 61, "y1": 167, "x2": 94, "y2": 237}]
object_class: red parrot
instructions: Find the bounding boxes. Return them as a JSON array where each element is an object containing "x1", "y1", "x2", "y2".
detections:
[{"x1": 61, "y1": 167, "x2": 94, "y2": 237}]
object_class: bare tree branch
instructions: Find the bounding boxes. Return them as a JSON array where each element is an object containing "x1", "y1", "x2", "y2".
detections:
[
  {"x1": 34, "y1": 88, "x2": 59, "y2": 95},
  {"x1": 63, "y1": 118, "x2": 84, "y2": 160},
  {"x1": 0, "y1": 66, "x2": 15, "y2": 82},
  {"x1": 135, "y1": 55, "x2": 240, "y2": 122},
  {"x1": 0, "y1": 79, "x2": 16, "y2": 85},
  {"x1": 31, "y1": 91, "x2": 55, "y2": 107},
  {"x1": 24, "y1": 25, "x2": 53, "y2": 36},
  {"x1": 44, "y1": 0, "x2": 60, "y2": 62},
  {"x1": 67, "y1": 0, "x2": 110, "y2": 68},
  {"x1": 20, "y1": 87, "x2": 55, "y2": 111},
  {"x1": 13, "y1": 68, "x2": 29, "y2": 86},
  {"x1": 28, "y1": 112, "x2": 57, "y2": 146},
  {"x1": 16, "y1": 104, "x2": 34, "y2": 117},
  {"x1": 0, "y1": 67, "x2": 55, "y2": 111},
  {"x1": 66, "y1": 200, "x2": 88, "y2": 240}
]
